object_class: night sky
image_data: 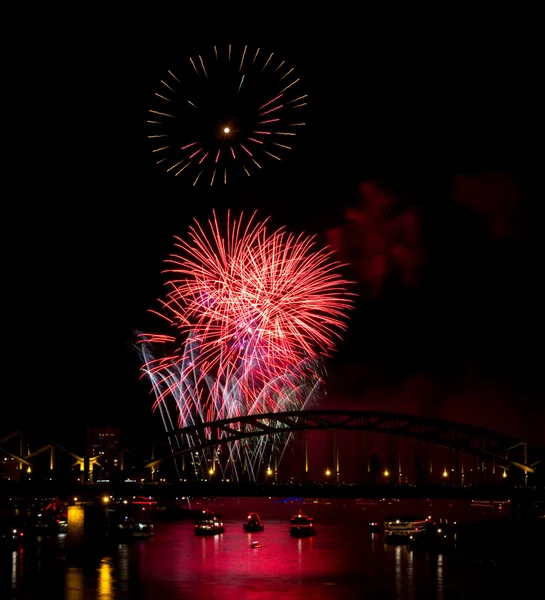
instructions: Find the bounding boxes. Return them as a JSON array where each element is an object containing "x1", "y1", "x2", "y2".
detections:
[{"x1": 5, "y1": 13, "x2": 543, "y2": 451}]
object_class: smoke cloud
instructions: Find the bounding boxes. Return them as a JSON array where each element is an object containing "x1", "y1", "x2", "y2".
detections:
[{"x1": 326, "y1": 180, "x2": 425, "y2": 296}]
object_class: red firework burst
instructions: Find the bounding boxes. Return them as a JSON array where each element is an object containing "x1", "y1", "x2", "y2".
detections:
[{"x1": 142, "y1": 211, "x2": 355, "y2": 387}]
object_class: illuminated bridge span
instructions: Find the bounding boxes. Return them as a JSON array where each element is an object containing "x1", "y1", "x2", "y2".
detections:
[{"x1": 169, "y1": 409, "x2": 544, "y2": 475}]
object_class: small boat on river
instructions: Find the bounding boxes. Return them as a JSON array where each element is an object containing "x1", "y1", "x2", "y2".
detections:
[
  {"x1": 243, "y1": 512, "x2": 264, "y2": 532},
  {"x1": 289, "y1": 512, "x2": 316, "y2": 537},
  {"x1": 194, "y1": 510, "x2": 225, "y2": 536}
]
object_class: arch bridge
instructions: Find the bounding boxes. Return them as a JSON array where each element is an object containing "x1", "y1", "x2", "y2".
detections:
[{"x1": 168, "y1": 409, "x2": 544, "y2": 475}]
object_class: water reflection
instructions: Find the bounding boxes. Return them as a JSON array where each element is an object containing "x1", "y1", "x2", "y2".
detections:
[
  {"x1": 118, "y1": 543, "x2": 129, "y2": 595},
  {"x1": 0, "y1": 518, "x2": 537, "y2": 599},
  {"x1": 98, "y1": 557, "x2": 113, "y2": 599},
  {"x1": 213, "y1": 530, "x2": 221, "y2": 557},
  {"x1": 436, "y1": 554, "x2": 444, "y2": 600},
  {"x1": 9, "y1": 546, "x2": 25, "y2": 591},
  {"x1": 65, "y1": 567, "x2": 84, "y2": 600},
  {"x1": 406, "y1": 545, "x2": 414, "y2": 600},
  {"x1": 11, "y1": 550, "x2": 16, "y2": 589},
  {"x1": 395, "y1": 545, "x2": 402, "y2": 597},
  {"x1": 392, "y1": 543, "x2": 416, "y2": 600},
  {"x1": 297, "y1": 537, "x2": 303, "y2": 569}
]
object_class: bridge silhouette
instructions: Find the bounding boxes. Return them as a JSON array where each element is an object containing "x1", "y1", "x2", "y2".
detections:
[
  {"x1": 1, "y1": 410, "x2": 543, "y2": 484},
  {"x1": 167, "y1": 409, "x2": 543, "y2": 478}
]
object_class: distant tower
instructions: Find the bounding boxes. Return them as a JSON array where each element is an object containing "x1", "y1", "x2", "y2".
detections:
[{"x1": 86, "y1": 427, "x2": 121, "y2": 482}]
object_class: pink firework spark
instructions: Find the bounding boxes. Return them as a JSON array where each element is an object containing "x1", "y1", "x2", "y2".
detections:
[
  {"x1": 147, "y1": 44, "x2": 308, "y2": 185},
  {"x1": 139, "y1": 211, "x2": 355, "y2": 420}
]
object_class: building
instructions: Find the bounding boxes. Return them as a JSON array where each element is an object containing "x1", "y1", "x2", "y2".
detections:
[
  {"x1": 0, "y1": 456, "x2": 21, "y2": 481},
  {"x1": 86, "y1": 427, "x2": 121, "y2": 482}
]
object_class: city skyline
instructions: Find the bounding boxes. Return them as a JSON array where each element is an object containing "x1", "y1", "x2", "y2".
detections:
[{"x1": 2, "y1": 416, "x2": 540, "y2": 487}]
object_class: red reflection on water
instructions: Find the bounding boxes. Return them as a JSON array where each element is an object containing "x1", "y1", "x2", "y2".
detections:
[
  {"x1": 136, "y1": 519, "x2": 355, "y2": 599},
  {"x1": 132, "y1": 497, "x2": 515, "y2": 599}
]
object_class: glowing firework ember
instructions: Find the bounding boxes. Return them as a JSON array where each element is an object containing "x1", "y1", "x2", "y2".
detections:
[
  {"x1": 148, "y1": 44, "x2": 307, "y2": 185},
  {"x1": 138, "y1": 211, "x2": 354, "y2": 481}
]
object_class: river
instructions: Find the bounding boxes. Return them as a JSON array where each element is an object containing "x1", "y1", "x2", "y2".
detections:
[{"x1": 1, "y1": 496, "x2": 540, "y2": 599}]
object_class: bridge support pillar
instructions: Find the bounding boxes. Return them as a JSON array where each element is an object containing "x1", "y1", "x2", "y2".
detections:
[
  {"x1": 327, "y1": 430, "x2": 339, "y2": 483},
  {"x1": 524, "y1": 443, "x2": 528, "y2": 488},
  {"x1": 299, "y1": 431, "x2": 308, "y2": 483},
  {"x1": 19, "y1": 433, "x2": 25, "y2": 473},
  {"x1": 359, "y1": 431, "x2": 367, "y2": 485},
  {"x1": 66, "y1": 504, "x2": 85, "y2": 550},
  {"x1": 332, "y1": 430, "x2": 339, "y2": 483}
]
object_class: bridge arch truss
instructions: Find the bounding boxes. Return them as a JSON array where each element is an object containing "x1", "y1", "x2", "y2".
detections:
[{"x1": 169, "y1": 409, "x2": 544, "y2": 475}]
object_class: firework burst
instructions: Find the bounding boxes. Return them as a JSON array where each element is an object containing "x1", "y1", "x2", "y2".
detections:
[
  {"x1": 138, "y1": 211, "x2": 354, "y2": 480},
  {"x1": 148, "y1": 44, "x2": 307, "y2": 185}
]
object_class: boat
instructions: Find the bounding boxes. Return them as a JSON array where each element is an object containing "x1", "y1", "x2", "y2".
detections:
[
  {"x1": 194, "y1": 510, "x2": 225, "y2": 536},
  {"x1": 356, "y1": 498, "x2": 380, "y2": 506},
  {"x1": 368, "y1": 521, "x2": 380, "y2": 533},
  {"x1": 0, "y1": 516, "x2": 24, "y2": 547},
  {"x1": 115, "y1": 518, "x2": 154, "y2": 540},
  {"x1": 109, "y1": 509, "x2": 154, "y2": 541},
  {"x1": 132, "y1": 519, "x2": 154, "y2": 538},
  {"x1": 409, "y1": 519, "x2": 456, "y2": 552},
  {"x1": 470, "y1": 499, "x2": 508, "y2": 511},
  {"x1": 107, "y1": 504, "x2": 153, "y2": 541},
  {"x1": 243, "y1": 512, "x2": 264, "y2": 532},
  {"x1": 289, "y1": 513, "x2": 316, "y2": 537},
  {"x1": 383, "y1": 515, "x2": 428, "y2": 543},
  {"x1": 24, "y1": 509, "x2": 60, "y2": 538}
]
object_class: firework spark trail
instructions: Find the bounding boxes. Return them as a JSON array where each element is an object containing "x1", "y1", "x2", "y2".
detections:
[
  {"x1": 138, "y1": 211, "x2": 355, "y2": 480},
  {"x1": 147, "y1": 45, "x2": 307, "y2": 185},
  {"x1": 139, "y1": 336, "x2": 323, "y2": 481},
  {"x1": 162, "y1": 216, "x2": 353, "y2": 372}
]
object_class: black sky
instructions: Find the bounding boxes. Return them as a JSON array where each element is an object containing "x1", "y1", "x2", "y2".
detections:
[{"x1": 5, "y1": 12, "x2": 543, "y2": 449}]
